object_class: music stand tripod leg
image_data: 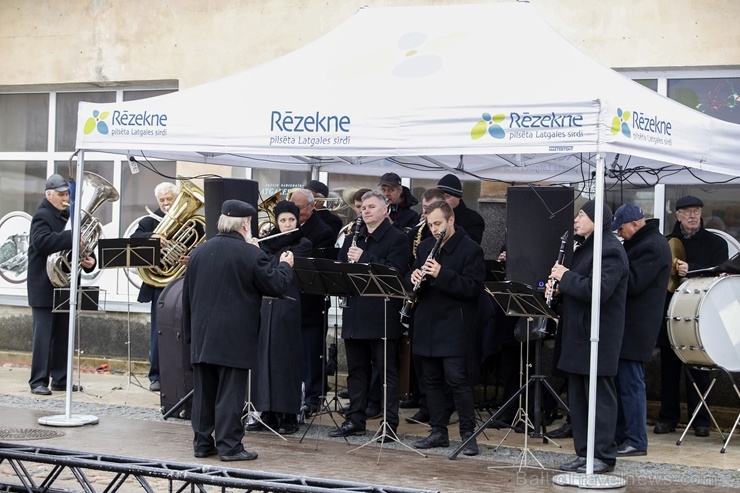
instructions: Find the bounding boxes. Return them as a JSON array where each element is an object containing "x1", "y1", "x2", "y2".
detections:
[{"x1": 242, "y1": 369, "x2": 287, "y2": 441}]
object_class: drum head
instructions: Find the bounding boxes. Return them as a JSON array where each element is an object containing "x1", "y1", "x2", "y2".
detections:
[{"x1": 697, "y1": 275, "x2": 740, "y2": 372}]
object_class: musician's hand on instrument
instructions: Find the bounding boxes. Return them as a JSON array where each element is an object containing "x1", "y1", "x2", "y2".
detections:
[
  {"x1": 152, "y1": 234, "x2": 168, "y2": 248},
  {"x1": 497, "y1": 251, "x2": 506, "y2": 262},
  {"x1": 248, "y1": 237, "x2": 260, "y2": 248},
  {"x1": 348, "y1": 245, "x2": 362, "y2": 263},
  {"x1": 80, "y1": 256, "x2": 95, "y2": 269},
  {"x1": 411, "y1": 268, "x2": 424, "y2": 285},
  {"x1": 676, "y1": 259, "x2": 689, "y2": 277},
  {"x1": 178, "y1": 255, "x2": 190, "y2": 265},
  {"x1": 545, "y1": 278, "x2": 559, "y2": 299},
  {"x1": 550, "y1": 264, "x2": 568, "y2": 281},
  {"x1": 280, "y1": 250, "x2": 294, "y2": 267},
  {"x1": 423, "y1": 258, "x2": 441, "y2": 278}
]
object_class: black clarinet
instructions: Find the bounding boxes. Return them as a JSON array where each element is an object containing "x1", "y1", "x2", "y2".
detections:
[
  {"x1": 546, "y1": 231, "x2": 569, "y2": 307},
  {"x1": 347, "y1": 216, "x2": 363, "y2": 263},
  {"x1": 400, "y1": 228, "x2": 447, "y2": 320}
]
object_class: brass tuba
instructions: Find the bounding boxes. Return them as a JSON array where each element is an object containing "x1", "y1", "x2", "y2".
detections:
[
  {"x1": 46, "y1": 172, "x2": 120, "y2": 287},
  {"x1": 137, "y1": 178, "x2": 206, "y2": 288},
  {"x1": 257, "y1": 191, "x2": 281, "y2": 238}
]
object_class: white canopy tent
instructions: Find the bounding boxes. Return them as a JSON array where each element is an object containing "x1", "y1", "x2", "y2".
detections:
[{"x1": 67, "y1": 1, "x2": 740, "y2": 478}]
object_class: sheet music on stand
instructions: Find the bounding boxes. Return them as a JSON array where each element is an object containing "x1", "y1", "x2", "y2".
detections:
[
  {"x1": 484, "y1": 280, "x2": 558, "y2": 320},
  {"x1": 98, "y1": 237, "x2": 160, "y2": 269}
]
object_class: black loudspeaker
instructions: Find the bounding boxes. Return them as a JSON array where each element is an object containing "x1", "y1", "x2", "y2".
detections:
[
  {"x1": 204, "y1": 178, "x2": 259, "y2": 239},
  {"x1": 506, "y1": 186, "x2": 574, "y2": 292}
]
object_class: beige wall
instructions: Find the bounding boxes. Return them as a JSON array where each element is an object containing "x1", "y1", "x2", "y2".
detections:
[{"x1": 1, "y1": 0, "x2": 739, "y2": 91}]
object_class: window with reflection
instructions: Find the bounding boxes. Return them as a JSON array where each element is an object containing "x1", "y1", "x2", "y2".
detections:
[
  {"x1": 55, "y1": 92, "x2": 116, "y2": 151},
  {"x1": 0, "y1": 161, "x2": 47, "y2": 215},
  {"x1": 633, "y1": 79, "x2": 658, "y2": 92},
  {"x1": 0, "y1": 94, "x2": 49, "y2": 152},
  {"x1": 118, "y1": 163, "x2": 178, "y2": 235},
  {"x1": 668, "y1": 78, "x2": 740, "y2": 125}
]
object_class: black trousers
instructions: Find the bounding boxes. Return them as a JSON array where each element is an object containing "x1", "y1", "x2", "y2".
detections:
[
  {"x1": 568, "y1": 373, "x2": 618, "y2": 465},
  {"x1": 658, "y1": 347, "x2": 710, "y2": 428},
  {"x1": 344, "y1": 338, "x2": 399, "y2": 428},
  {"x1": 419, "y1": 355, "x2": 476, "y2": 436},
  {"x1": 191, "y1": 363, "x2": 249, "y2": 456},
  {"x1": 29, "y1": 307, "x2": 69, "y2": 389}
]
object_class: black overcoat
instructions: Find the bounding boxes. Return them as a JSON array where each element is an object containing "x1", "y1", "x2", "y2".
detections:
[
  {"x1": 299, "y1": 212, "x2": 335, "y2": 327},
  {"x1": 620, "y1": 219, "x2": 672, "y2": 362},
  {"x1": 338, "y1": 218, "x2": 410, "y2": 340},
  {"x1": 453, "y1": 200, "x2": 485, "y2": 245},
  {"x1": 667, "y1": 220, "x2": 728, "y2": 273},
  {"x1": 182, "y1": 231, "x2": 293, "y2": 370},
  {"x1": 557, "y1": 230, "x2": 628, "y2": 376},
  {"x1": 389, "y1": 187, "x2": 420, "y2": 232},
  {"x1": 254, "y1": 232, "x2": 312, "y2": 414},
  {"x1": 27, "y1": 199, "x2": 73, "y2": 308},
  {"x1": 408, "y1": 230, "x2": 485, "y2": 358},
  {"x1": 131, "y1": 209, "x2": 164, "y2": 303}
]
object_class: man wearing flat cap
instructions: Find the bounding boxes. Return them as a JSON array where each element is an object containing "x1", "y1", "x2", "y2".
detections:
[
  {"x1": 183, "y1": 199, "x2": 294, "y2": 461},
  {"x1": 27, "y1": 174, "x2": 96, "y2": 396},
  {"x1": 547, "y1": 200, "x2": 628, "y2": 474},
  {"x1": 436, "y1": 174, "x2": 485, "y2": 244},
  {"x1": 611, "y1": 203, "x2": 671, "y2": 457},
  {"x1": 305, "y1": 179, "x2": 343, "y2": 236},
  {"x1": 378, "y1": 172, "x2": 420, "y2": 232},
  {"x1": 654, "y1": 195, "x2": 728, "y2": 438}
]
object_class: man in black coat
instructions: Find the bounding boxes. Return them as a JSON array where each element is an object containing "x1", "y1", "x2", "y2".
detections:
[
  {"x1": 305, "y1": 179, "x2": 343, "y2": 236},
  {"x1": 183, "y1": 199, "x2": 293, "y2": 461},
  {"x1": 436, "y1": 174, "x2": 485, "y2": 244},
  {"x1": 654, "y1": 195, "x2": 728, "y2": 437},
  {"x1": 130, "y1": 181, "x2": 178, "y2": 392},
  {"x1": 290, "y1": 188, "x2": 335, "y2": 413},
  {"x1": 329, "y1": 190, "x2": 410, "y2": 438},
  {"x1": 548, "y1": 200, "x2": 628, "y2": 474},
  {"x1": 611, "y1": 204, "x2": 671, "y2": 456},
  {"x1": 27, "y1": 174, "x2": 95, "y2": 395},
  {"x1": 378, "y1": 172, "x2": 420, "y2": 232},
  {"x1": 408, "y1": 200, "x2": 484, "y2": 456}
]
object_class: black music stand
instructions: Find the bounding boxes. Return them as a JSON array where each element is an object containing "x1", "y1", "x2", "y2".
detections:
[
  {"x1": 449, "y1": 281, "x2": 565, "y2": 468},
  {"x1": 293, "y1": 256, "x2": 359, "y2": 445},
  {"x1": 98, "y1": 238, "x2": 160, "y2": 392}
]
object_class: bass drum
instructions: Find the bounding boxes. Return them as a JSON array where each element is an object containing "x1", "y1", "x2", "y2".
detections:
[{"x1": 667, "y1": 275, "x2": 740, "y2": 372}]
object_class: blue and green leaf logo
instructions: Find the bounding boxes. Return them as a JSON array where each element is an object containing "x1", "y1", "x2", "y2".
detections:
[
  {"x1": 611, "y1": 108, "x2": 631, "y2": 138},
  {"x1": 83, "y1": 110, "x2": 110, "y2": 135},
  {"x1": 471, "y1": 112, "x2": 506, "y2": 140}
]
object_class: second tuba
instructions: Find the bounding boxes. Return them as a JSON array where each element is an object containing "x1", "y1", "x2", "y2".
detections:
[
  {"x1": 46, "y1": 172, "x2": 119, "y2": 287},
  {"x1": 137, "y1": 178, "x2": 206, "y2": 288}
]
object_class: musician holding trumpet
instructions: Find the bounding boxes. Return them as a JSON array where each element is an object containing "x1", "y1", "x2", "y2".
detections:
[
  {"x1": 27, "y1": 174, "x2": 96, "y2": 395},
  {"x1": 407, "y1": 200, "x2": 484, "y2": 457}
]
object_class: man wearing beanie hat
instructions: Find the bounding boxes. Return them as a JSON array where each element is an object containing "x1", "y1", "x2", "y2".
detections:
[
  {"x1": 611, "y1": 204, "x2": 671, "y2": 456},
  {"x1": 436, "y1": 174, "x2": 485, "y2": 244},
  {"x1": 378, "y1": 172, "x2": 420, "y2": 232},
  {"x1": 305, "y1": 180, "x2": 342, "y2": 236},
  {"x1": 183, "y1": 199, "x2": 294, "y2": 461},
  {"x1": 547, "y1": 199, "x2": 628, "y2": 473},
  {"x1": 27, "y1": 174, "x2": 95, "y2": 395},
  {"x1": 653, "y1": 196, "x2": 728, "y2": 438}
]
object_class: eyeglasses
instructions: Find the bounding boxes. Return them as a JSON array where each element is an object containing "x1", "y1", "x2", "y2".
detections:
[{"x1": 678, "y1": 208, "x2": 702, "y2": 217}]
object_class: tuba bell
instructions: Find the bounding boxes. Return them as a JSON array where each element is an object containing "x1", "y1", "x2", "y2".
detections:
[
  {"x1": 137, "y1": 178, "x2": 206, "y2": 288},
  {"x1": 46, "y1": 172, "x2": 119, "y2": 287},
  {"x1": 257, "y1": 191, "x2": 281, "y2": 238}
]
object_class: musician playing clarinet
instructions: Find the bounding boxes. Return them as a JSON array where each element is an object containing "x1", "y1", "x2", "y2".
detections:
[
  {"x1": 329, "y1": 190, "x2": 410, "y2": 439},
  {"x1": 408, "y1": 200, "x2": 484, "y2": 457}
]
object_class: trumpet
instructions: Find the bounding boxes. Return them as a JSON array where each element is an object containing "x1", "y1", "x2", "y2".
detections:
[
  {"x1": 400, "y1": 228, "x2": 446, "y2": 320},
  {"x1": 347, "y1": 216, "x2": 363, "y2": 263}
]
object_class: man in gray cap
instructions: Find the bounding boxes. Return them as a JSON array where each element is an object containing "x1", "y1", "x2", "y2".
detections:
[
  {"x1": 378, "y1": 172, "x2": 420, "y2": 231},
  {"x1": 611, "y1": 203, "x2": 671, "y2": 456},
  {"x1": 183, "y1": 199, "x2": 294, "y2": 461},
  {"x1": 27, "y1": 174, "x2": 95, "y2": 395},
  {"x1": 654, "y1": 195, "x2": 728, "y2": 438}
]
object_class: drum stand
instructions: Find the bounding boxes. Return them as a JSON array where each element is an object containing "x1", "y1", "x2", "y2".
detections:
[{"x1": 678, "y1": 365, "x2": 740, "y2": 452}]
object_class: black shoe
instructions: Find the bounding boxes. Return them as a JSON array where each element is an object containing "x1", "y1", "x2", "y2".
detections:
[
  {"x1": 617, "y1": 443, "x2": 647, "y2": 456},
  {"x1": 546, "y1": 423, "x2": 573, "y2": 439},
  {"x1": 278, "y1": 415, "x2": 299, "y2": 435},
  {"x1": 220, "y1": 450, "x2": 258, "y2": 461},
  {"x1": 653, "y1": 421, "x2": 676, "y2": 434},
  {"x1": 460, "y1": 434, "x2": 479, "y2": 456},
  {"x1": 514, "y1": 422, "x2": 533, "y2": 434},
  {"x1": 485, "y1": 418, "x2": 511, "y2": 429},
  {"x1": 399, "y1": 396, "x2": 420, "y2": 409},
  {"x1": 337, "y1": 389, "x2": 350, "y2": 399},
  {"x1": 50, "y1": 384, "x2": 82, "y2": 392},
  {"x1": 329, "y1": 420, "x2": 366, "y2": 438},
  {"x1": 559, "y1": 456, "x2": 586, "y2": 472},
  {"x1": 31, "y1": 386, "x2": 52, "y2": 396},
  {"x1": 376, "y1": 425, "x2": 398, "y2": 443},
  {"x1": 245, "y1": 421, "x2": 264, "y2": 432},
  {"x1": 414, "y1": 430, "x2": 449, "y2": 449},
  {"x1": 694, "y1": 426, "x2": 710, "y2": 437},
  {"x1": 405, "y1": 409, "x2": 430, "y2": 424},
  {"x1": 365, "y1": 407, "x2": 382, "y2": 420},
  {"x1": 577, "y1": 458, "x2": 614, "y2": 474},
  {"x1": 194, "y1": 446, "x2": 218, "y2": 458},
  {"x1": 149, "y1": 381, "x2": 161, "y2": 392}
]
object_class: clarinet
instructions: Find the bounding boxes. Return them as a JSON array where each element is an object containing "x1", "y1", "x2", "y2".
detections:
[
  {"x1": 347, "y1": 216, "x2": 363, "y2": 263},
  {"x1": 546, "y1": 231, "x2": 569, "y2": 307},
  {"x1": 400, "y1": 228, "x2": 447, "y2": 320}
]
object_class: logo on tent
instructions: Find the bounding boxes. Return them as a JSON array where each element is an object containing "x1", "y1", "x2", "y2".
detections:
[
  {"x1": 83, "y1": 110, "x2": 110, "y2": 135},
  {"x1": 471, "y1": 113, "x2": 506, "y2": 140},
  {"x1": 611, "y1": 108, "x2": 631, "y2": 138}
]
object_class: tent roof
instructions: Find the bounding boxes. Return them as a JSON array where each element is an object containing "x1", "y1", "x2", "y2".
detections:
[{"x1": 75, "y1": 2, "x2": 740, "y2": 185}]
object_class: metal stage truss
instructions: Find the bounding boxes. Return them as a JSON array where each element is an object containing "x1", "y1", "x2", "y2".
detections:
[{"x1": 0, "y1": 442, "x2": 438, "y2": 493}]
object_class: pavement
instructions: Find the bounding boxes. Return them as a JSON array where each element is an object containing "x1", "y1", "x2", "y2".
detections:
[{"x1": 0, "y1": 361, "x2": 739, "y2": 492}]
